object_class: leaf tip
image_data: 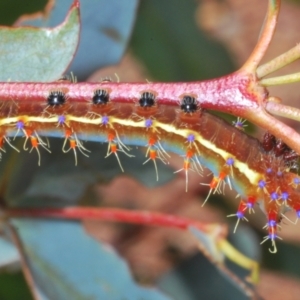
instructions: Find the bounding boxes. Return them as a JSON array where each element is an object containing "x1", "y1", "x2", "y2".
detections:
[{"x1": 72, "y1": 0, "x2": 80, "y2": 10}]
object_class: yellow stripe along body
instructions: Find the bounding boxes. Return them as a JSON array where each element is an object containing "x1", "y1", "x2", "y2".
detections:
[{"x1": 1, "y1": 99, "x2": 300, "y2": 237}]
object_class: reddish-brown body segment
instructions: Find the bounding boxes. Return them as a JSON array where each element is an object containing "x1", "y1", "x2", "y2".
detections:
[{"x1": 0, "y1": 80, "x2": 299, "y2": 251}]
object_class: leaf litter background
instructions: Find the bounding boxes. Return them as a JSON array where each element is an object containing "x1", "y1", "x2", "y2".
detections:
[{"x1": 1, "y1": 0, "x2": 300, "y2": 299}]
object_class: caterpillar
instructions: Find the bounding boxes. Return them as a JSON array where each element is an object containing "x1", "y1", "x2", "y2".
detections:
[{"x1": 0, "y1": 80, "x2": 299, "y2": 253}]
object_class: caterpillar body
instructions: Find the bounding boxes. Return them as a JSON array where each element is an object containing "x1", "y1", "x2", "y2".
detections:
[{"x1": 0, "y1": 81, "x2": 299, "y2": 253}]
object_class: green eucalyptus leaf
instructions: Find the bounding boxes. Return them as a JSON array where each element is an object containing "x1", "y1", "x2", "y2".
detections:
[
  {"x1": 12, "y1": 219, "x2": 171, "y2": 300},
  {"x1": 0, "y1": 0, "x2": 80, "y2": 82},
  {"x1": 18, "y1": 0, "x2": 139, "y2": 80}
]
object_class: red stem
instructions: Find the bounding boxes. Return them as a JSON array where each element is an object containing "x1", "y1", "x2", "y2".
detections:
[
  {"x1": 0, "y1": 73, "x2": 262, "y2": 114},
  {"x1": 2, "y1": 70, "x2": 300, "y2": 153},
  {"x1": 6, "y1": 207, "x2": 220, "y2": 233},
  {"x1": 246, "y1": 106, "x2": 300, "y2": 153},
  {"x1": 242, "y1": 0, "x2": 280, "y2": 73}
]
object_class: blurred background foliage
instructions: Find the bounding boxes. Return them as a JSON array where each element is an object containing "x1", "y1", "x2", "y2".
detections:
[{"x1": 1, "y1": 0, "x2": 300, "y2": 299}]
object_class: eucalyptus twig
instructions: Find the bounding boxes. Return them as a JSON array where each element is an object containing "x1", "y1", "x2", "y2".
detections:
[
  {"x1": 6, "y1": 207, "x2": 221, "y2": 233},
  {"x1": 257, "y1": 44, "x2": 300, "y2": 78},
  {"x1": 259, "y1": 72, "x2": 300, "y2": 86},
  {"x1": 265, "y1": 101, "x2": 300, "y2": 122},
  {"x1": 8, "y1": 206, "x2": 261, "y2": 285},
  {"x1": 241, "y1": 0, "x2": 280, "y2": 73},
  {"x1": 246, "y1": 106, "x2": 300, "y2": 154}
]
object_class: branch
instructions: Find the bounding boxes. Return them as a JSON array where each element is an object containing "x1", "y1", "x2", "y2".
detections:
[
  {"x1": 7, "y1": 206, "x2": 261, "y2": 284},
  {"x1": 6, "y1": 207, "x2": 222, "y2": 234},
  {"x1": 265, "y1": 101, "x2": 300, "y2": 122},
  {"x1": 257, "y1": 43, "x2": 300, "y2": 78},
  {"x1": 241, "y1": 0, "x2": 280, "y2": 73},
  {"x1": 246, "y1": 105, "x2": 300, "y2": 153},
  {"x1": 2, "y1": 72, "x2": 300, "y2": 153},
  {"x1": 259, "y1": 72, "x2": 300, "y2": 86}
]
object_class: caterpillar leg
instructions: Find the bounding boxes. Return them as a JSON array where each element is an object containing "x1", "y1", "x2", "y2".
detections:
[
  {"x1": 105, "y1": 130, "x2": 134, "y2": 172},
  {"x1": 227, "y1": 200, "x2": 248, "y2": 233},
  {"x1": 144, "y1": 138, "x2": 169, "y2": 181},
  {"x1": 174, "y1": 149, "x2": 202, "y2": 192},
  {"x1": 143, "y1": 149, "x2": 160, "y2": 181},
  {"x1": 201, "y1": 172, "x2": 226, "y2": 207},
  {"x1": 28, "y1": 132, "x2": 51, "y2": 166},
  {"x1": 62, "y1": 132, "x2": 90, "y2": 166},
  {"x1": 0, "y1": 135, "x2": 19, "y2": 153},
  {"x1": 260, "y1": 211, "x2": 282, "y2": 254}
]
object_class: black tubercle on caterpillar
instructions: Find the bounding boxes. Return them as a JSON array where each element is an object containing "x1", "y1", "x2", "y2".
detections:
[
  {"x1": 139, "y1": 92, "x2": 156, "y2": 108},
  {"x1": 180, "y1": 95, "x2": 198, "y2": 113},
  {"x1": 47, "y1": 91, "x2": 66, "y2": 106},
  {"x1": 92, "y1": 89, "x2": 110, "y2": 105}
]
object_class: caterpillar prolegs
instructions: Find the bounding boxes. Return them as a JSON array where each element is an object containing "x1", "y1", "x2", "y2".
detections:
[{"x1": 0, "y1": 81, "x2": 299, "y2": 253}]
